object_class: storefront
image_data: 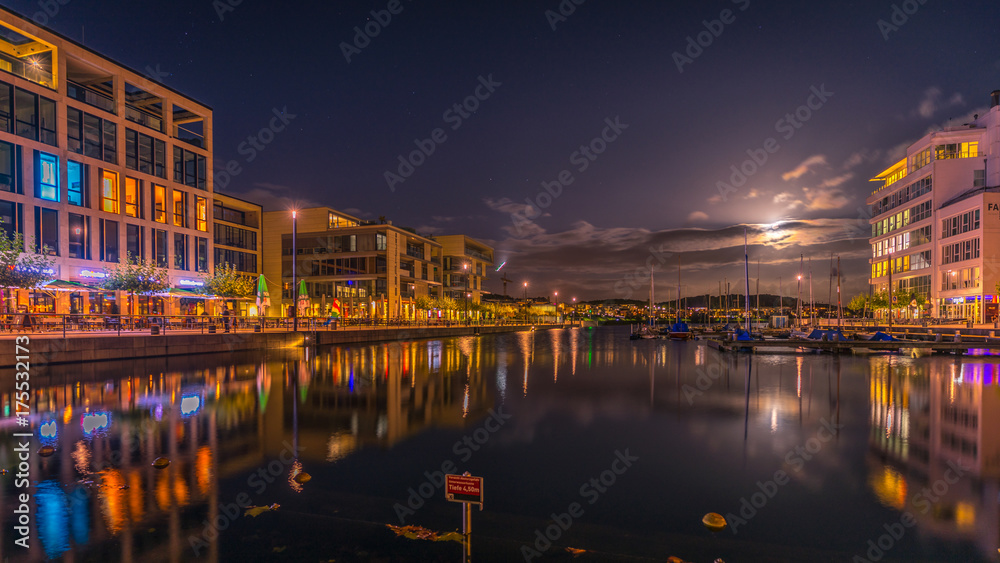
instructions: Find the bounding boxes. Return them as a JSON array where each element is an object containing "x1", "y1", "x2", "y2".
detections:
[{"x1": 939, "y1": 295, "x2": 984, "y2": 322}]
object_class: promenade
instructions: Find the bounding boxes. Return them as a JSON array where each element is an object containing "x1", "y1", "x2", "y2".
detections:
[{"x1": 5, "y1": 321, "x2": 568, "y2": 368}]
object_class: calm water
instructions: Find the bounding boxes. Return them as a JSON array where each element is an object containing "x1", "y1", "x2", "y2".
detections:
[{"x1": 1, "y1": 326, "x2": 997, "y2": 562}]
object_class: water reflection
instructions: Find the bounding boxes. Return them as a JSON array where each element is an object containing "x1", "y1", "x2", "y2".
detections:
[
  {"x1": 0, "y1": 330, "x2": 998, "y2": 561},
  {"x1": 0, "y1": 336, "x2": 499, "y2": 561},
  {"x1": 868, "y1": 356, "x2": 1000, "y2": 561}
]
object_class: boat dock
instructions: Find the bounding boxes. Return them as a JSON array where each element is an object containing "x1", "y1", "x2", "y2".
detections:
[{"x1": 707, "y1": 338, "x2": 1000, "y2": 355}]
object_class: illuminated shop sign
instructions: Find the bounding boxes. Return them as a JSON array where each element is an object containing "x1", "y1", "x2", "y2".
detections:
[
  {"x1": 79, "y1": 270, "x2": 107, "y2": 279},
  {"x1": 178, "y1": 279, "x2": 205, "y2": 288}
]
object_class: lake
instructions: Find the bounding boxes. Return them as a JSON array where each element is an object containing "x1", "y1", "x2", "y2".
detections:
[{"x1": 2, "y1": 326, "x2": 995, "y2": 562}]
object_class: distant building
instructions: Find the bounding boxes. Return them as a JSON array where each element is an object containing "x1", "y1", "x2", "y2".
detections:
[
  {"x1": 868, "y1": 90, "x2": 1000, "y2": 322},
  {"x1": 434, "y1": 234, "x2": 494, "y2": 305},
  {"x1": 261, "y1": 207, "x2": 442, "y2": 319},
  {"x1": 213, "y1": 193, "x2": 260, "y2": 274}
]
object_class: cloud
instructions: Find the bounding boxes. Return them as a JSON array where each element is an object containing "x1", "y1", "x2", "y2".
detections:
[
  {"x1": 707, "y1": 194, "x2": 724, "y2": 204},
  {"x1": 781, "y1": 155, "x2": 827, "y2": 181},
  {"x1": 842, "y1": 150, "x2": 880, "y2": 171},
  {"x1": 746, "y1": 188, "x2": 760, "y2": 199},
  {"x1": 478, "y1": 218, "x2": 871, "y2": 302},
  {"x1": 915, "y1": 87, "x2": 965, "y2": 119},
  {"x1": 802, "y1": 186, "x2": 850, "y2": 210},
  {"x1": 818, "y1": 173, "x2": 853, "y2": 189},
  {"x1": 688, "y1": 211, "x2": 709, "y2": 222}
]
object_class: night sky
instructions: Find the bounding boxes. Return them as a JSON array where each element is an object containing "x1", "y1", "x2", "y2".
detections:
[{"x1": 8, "y1": 0, "x2": 1000, "y2": 302}]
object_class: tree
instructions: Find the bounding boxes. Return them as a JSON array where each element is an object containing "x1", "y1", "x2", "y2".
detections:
[
  {"x1": 202, "y1": 263, "x2": 255, "y2": 298},
  {"x1": 0, "y1": 231, "x2": 56, "y2": 290},
  {"x1": 848, "y1": 294, "x2": 869, "y2": 317},
  {"x1": 101, "y1": 253, "x2": 169, "y2": 316}
]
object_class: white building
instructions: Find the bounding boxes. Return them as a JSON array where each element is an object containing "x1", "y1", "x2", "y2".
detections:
[{"x1": 868, "y1": 90, "x2": 1000, "y2": 322}]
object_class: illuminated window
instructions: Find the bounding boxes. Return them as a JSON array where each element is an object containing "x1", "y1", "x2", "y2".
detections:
[
  {"x1": 68, "y1": 160, "x2": 84, "y2": 206},
  {"x1": 101, "y1": 170, "x2": 119, "y2": 214},
  {"x1": 35, "y1": 152, "x2": 58, "y2": 201},
  {"x1": 152, "y1": 184, "x2": 166, "y2": 223},
  {"x1": 125, "y1": 177, "x2": 140, "y2": 218},
  {"x1": 196, "y1": 196, "x2": 208, "y2": 231},
  {"x1": 173, "y1": 189, "x2": 187, "y2": 227}
]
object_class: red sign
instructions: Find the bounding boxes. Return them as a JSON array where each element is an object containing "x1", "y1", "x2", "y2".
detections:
[{"x1": 445, "y1": 474, "x2": 483, "y2": 507}]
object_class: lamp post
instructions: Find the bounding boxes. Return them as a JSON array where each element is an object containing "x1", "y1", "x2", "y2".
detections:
[
  {"x1": 887, "y1": 248, "x2": 893, "y2": 334},
  {"x1": 463, "y1": 263, "x2": 470, "y2": 325},
  {"x1": 796, "y1": 274, "x2": 802, "y2": 329},
  {"x1": 572, "y1": 297, "x2": 576, "y2": 325},
  {"x1": 554, "y1": 291, "x2": 558, "y2": 323},
  {"x1": 523, "y1": 281, "x2": 529, "y2": 324},
  {"x1": 292, "y1": 210, "x2": 298, "y2": 332}
]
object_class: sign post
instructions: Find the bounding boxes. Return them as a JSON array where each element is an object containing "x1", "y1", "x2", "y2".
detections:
[{"x1": 446, "y1": 472, "x2": 483, "y2": 563}]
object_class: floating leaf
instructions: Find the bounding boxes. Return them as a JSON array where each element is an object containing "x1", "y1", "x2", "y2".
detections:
[
  {"x1": 272, "y1": 546, "x2": 286, "y2": 553},
  {"x1": 293, "y1": 472, "x2": 312, "y2": 484},
  {"x1": 566, "y1": 547, "x2": 586, "y2": 556},
  {"x1": 245, "y1": 503, "x2": 280, "y2": 517},
  {"x1": 38, "y1": 445, "x2": 55, "y2": 457},
  {"x1": 152, "y1": 457, "x2": 170, "y2": 469},
  {"x1": 386, "y1": 524, "x2": 463, "y2": 543},
  {"x1": 436, "y1": 531, "x2": 464, "y2": 543},
  {"x1": 702, "y1": 512, "x2": 727, "y2": 532}
]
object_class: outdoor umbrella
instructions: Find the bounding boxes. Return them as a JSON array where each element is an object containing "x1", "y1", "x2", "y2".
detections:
[
  {"x1": 297, "y1": 280, "x2": 310, "y2": 316},
  {"x1": 330, "y1": 298, "x2": 342, "y2": 319},
  {"x1": 256, "y1": 274, "x2": 270, "y2": 314}
]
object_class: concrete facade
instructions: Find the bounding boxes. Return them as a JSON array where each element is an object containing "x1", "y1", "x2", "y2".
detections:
[{"x1": 868, "y1": 91, "x2": 1000, "y2": 322}]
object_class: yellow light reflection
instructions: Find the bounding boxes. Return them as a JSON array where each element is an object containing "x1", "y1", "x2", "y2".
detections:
[
  {"x1": 196, "y1": 446, "x2": 212, "y2": 496},
  {"x1": 98, "y1": 469, "x2": 127, "y2": 535},
  {"x1": 955, "y1": 502, "x2": 976, "y2": 529},
  {"x1": 869, "y1": 466, "x2": 907, "y2": 510}
]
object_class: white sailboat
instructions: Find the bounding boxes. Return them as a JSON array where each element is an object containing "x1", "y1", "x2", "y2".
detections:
[{"x1": 631, "y1": 269, "x2": 659, "y2": 340}]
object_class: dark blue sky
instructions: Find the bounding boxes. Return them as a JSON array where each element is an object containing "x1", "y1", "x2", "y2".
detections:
[{"x1": 7, "y1": 0, "x2": 1000, "y2": 301}]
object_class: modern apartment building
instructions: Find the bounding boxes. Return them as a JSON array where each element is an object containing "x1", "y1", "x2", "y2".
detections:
[
  {"x1": 434, "y1": 234, "x2": 494, "y2": 305},
  {"x1": 213, "y1": 192, "x2": 260, "y2": 275},
  {"x1": 868, "y1": 90, "x2": 1000, "y2": 322},
  {"x1": 0, "y1": 7, "x2": 213, "y2": 314},
  {"x1": 261, "y1": 207, "x2": 443, "y2": 319}
]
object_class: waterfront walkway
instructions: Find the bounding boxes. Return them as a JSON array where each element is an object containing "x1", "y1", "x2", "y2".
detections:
[{"x1": 8, "y1": 322, "x2": 569, "y2": 368}]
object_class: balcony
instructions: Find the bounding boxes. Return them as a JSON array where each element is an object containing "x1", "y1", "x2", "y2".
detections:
[
  {"x1": 125, "y1": 104, "x2": 163, "y2": 132},
  {"x1": 465, "y1": 247, "x2": 492, "y2": 263},
  {"x1": 67, "y1": 80, "x2": 115, "y2": 114}
]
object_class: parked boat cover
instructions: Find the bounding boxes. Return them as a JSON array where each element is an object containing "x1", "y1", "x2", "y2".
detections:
[
  {"x1": 867, "y1": 331, "x2": 897, "y2": 341},
  {"x1": 807, "y1": 329, "x2": 847, "y2": 341}
]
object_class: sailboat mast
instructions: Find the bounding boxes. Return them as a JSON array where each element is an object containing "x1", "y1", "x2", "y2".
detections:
[
  {"x1": 756, "y1": 258, "x2": 760, "y2": 320},
  {"x1": 650, "y1": 269, "x2": 654, "y2": 327},
  {"x1": 837, "y1": 256, "x2": 842, "y2": 329},
  {"x1": 744, "y1": 228, "x2": 751, "y2": 329},
  {"x1": 808, "y1": 258, "x2": 814, "y2": 326}
]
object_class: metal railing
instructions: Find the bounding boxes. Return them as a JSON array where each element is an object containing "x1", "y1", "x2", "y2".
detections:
[{"x1": 0, "y1": 313, "x2": 551, "y2": 337}]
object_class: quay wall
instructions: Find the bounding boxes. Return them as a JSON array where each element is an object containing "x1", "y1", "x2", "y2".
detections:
[{"x1": 14, "y1": 325, "x2": 565, "y2": 368}]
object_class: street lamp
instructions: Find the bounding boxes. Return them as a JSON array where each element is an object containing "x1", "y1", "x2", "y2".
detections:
[
  {"x1": 463, "y1": 263, "x2": 470, "y2": 325},
  {"x1": 572, "y1": 297, "x2": 576, "y2": 325},
  {"x1": 796, "y1": 274, "x2": 802, "y2": 329},
  {"x1": 292, "y1": 210, "x2": 298, "y2": 332}
]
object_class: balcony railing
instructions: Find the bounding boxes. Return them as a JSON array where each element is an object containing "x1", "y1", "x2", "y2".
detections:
[
  {"x1": 125, "y1": 104, "x2": 163, "y2": 132},
  {"x1": 175, "y1": 124, "x2": 204, "y2": 148},
  {"x1": 67, "y1": 80, "x2": 115, "y2": 114}
]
